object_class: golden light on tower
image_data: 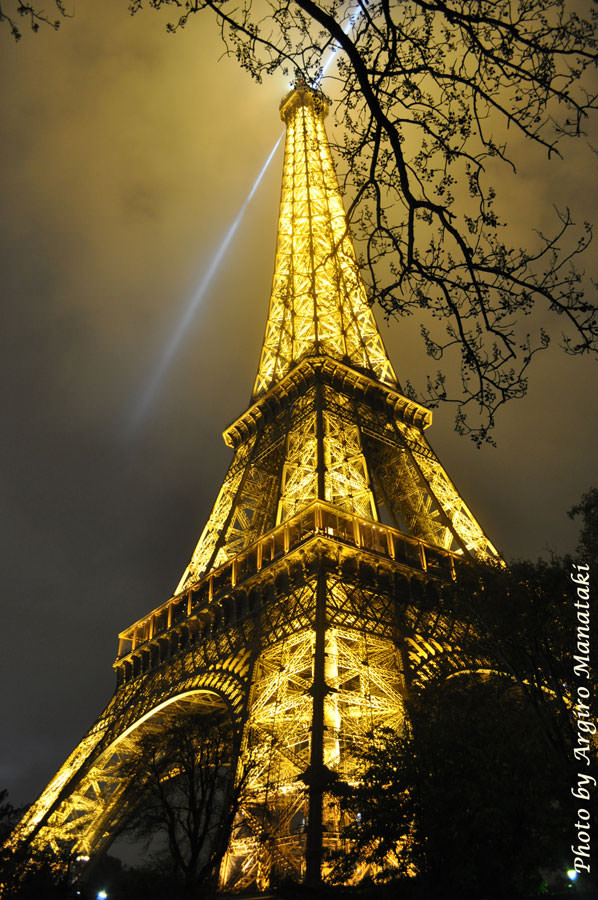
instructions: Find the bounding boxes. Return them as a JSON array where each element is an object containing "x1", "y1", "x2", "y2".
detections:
[
  {"x1": 254, "y1": 86, "x2": 397, "y2": 396},
  {"x1": 8, "y1": 84, "x2": 501, "y2": 890}
]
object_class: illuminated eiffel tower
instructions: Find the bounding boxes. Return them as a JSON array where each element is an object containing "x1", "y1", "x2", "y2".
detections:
[{"x1": 10, "y1": 85, "x2": 501, "y2": 889}]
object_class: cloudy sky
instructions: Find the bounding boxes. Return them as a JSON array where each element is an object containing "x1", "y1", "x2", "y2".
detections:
[{"x1": 1, "y1": 0, "x2": 596, "y2": 809}]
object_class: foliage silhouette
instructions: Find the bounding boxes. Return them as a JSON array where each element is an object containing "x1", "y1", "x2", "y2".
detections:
[
  {"x1": 0, "y1": 788, "x2": 76, "y2": 898},
  {"x1": 329, "y1": 490, "x2": 597, "y2": 895},
  {"x1": 331, "y1": 677, "x2": 569, "y2": 898},
  {"x1": 114, "y1": 705, "x2": 252, "y2": 897}
]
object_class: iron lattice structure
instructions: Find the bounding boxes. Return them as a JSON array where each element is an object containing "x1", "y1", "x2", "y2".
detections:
[{"x1": 9, "y1": 86, "x2": 502, "y2": 889}]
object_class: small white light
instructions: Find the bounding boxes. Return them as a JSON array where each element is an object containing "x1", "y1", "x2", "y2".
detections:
[
  {"x1": 97, "y1": 891, "x2": 108, "y2": 900},
  {"x1": 567, "y1": 869, "x2": 578, "y2": 881}
]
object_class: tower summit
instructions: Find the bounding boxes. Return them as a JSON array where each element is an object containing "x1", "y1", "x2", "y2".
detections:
[
  {"x1": 10, "y1": 86, "x2": 501, "y2": 889},
  {"x1": 254, "y1": 85, "x2": 397, "y2": 396}
]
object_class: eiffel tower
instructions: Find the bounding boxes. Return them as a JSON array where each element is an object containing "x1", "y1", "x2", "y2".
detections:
[{"x1": 10, "y1": 85, "x2": 501, "y2": 889}]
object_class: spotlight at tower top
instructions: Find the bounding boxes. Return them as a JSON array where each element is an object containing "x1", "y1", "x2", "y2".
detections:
[{"x1": 126, "y1": 132, "x2": 283, "y2": 435}]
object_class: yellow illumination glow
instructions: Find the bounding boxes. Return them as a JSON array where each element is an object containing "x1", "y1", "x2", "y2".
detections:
[
  {"x1": 253, "y1": 89, "x2": 397, "y2": 397},
  {"x1": 8, "y1": 87, "x2": 502, "y2": 889}
]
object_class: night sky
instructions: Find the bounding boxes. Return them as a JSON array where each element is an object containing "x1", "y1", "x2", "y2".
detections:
[{"x1": 1, "y1": 0, "x2": 596, "y2": 811}]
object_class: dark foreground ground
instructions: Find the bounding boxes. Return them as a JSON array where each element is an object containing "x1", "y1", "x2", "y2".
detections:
[{"x1": 222, "y1": 887, "x2": 598, "y2": 900}]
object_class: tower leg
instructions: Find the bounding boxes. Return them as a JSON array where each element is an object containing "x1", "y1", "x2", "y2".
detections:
[{"x1": 305, "y1": 568, "x2": 327, "y2": 886}]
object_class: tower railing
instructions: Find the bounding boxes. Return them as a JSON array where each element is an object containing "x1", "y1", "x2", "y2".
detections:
[{"x1": 115, "y1": 500, "x2": 459, "y2": 670}]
